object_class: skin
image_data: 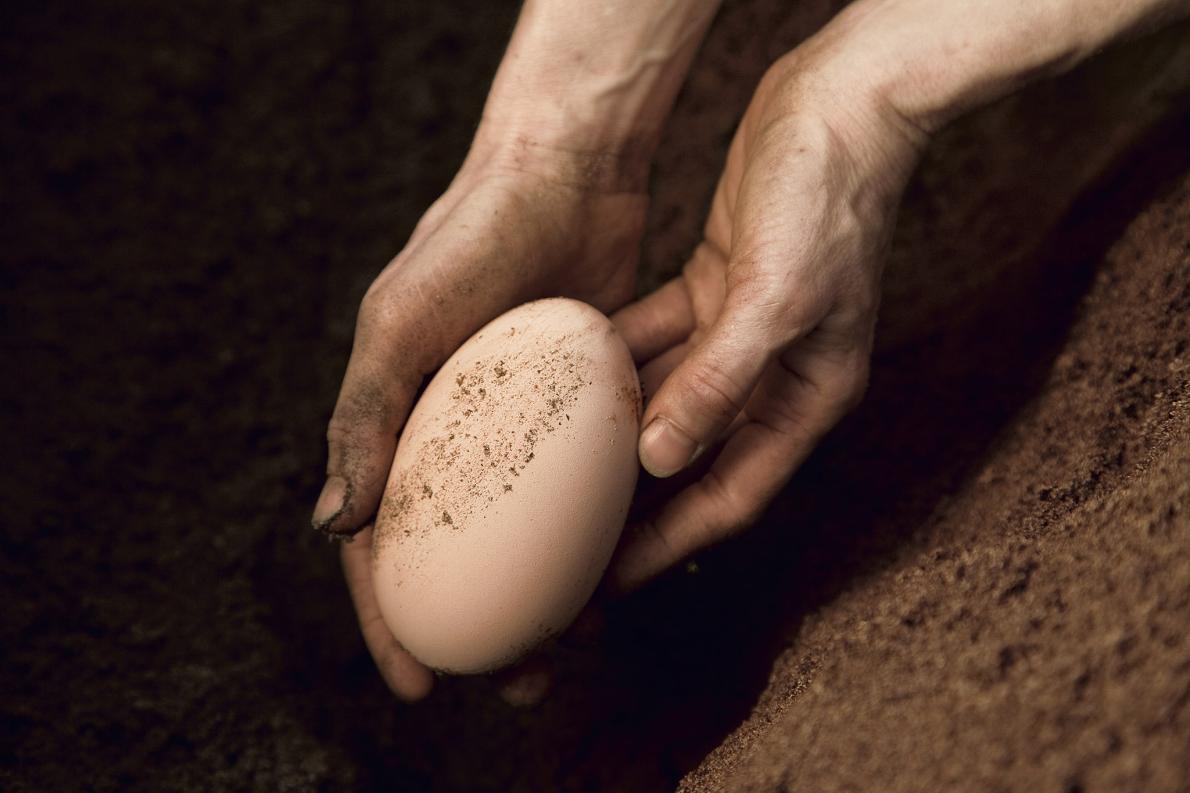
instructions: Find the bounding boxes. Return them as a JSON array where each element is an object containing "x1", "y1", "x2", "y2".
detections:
[{"x1": 314, "y1": 0, "x2": 1190, "y2": 701}]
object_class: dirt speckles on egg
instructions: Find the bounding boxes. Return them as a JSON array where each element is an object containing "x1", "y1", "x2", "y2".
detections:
[{"x1": 372, "y1": 298, "x2": 641, "y2": 674}]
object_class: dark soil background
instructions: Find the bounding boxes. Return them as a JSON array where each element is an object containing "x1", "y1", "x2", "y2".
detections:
[{"x1": 2, "y1": 1, "x2": 1188, "y2": 791}]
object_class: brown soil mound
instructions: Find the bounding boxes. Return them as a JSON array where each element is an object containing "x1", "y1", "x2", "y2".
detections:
[
  {"x1": 683, "y1": 167, "x2": 1190, "y2": 793},
  {"x1": 2, "y1": 2, "x2": 1187, "y2": 792}
]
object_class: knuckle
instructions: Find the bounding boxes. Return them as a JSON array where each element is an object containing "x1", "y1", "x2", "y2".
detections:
[
  {"x1": 683, "y1": 362, "x2": 747, "y2": 425},
  {"x1": 358, "y1": 284, "x2": 399, "y2": 332},
  {"x1": 834, "y1": 286, "x2": 881, "y2": 332},
  {"x1": 354, "y1": 285, "x2": 427, "y2": 373},
  {"x1": 725, "y1": 253, "x2": 788, "y2": 307},
  {"x1": 858, "y1": 282, "x2": 883, "y2": 316},
  {"x1": 358, "y1": 274, "x2": 419, "y2": 341},
  {"x1": 724, "y1": 265, "x2": 772, "y2": 302},
  {"x1": 359, "y1": 276, "x2": 387, "y2": 313},
  {"x1": 325, "y1": 413, "x2": 358, "y2": 454},
  {"x1": 701, "y1": 471, "x2": 759, "y2": 537},
  {"x1": 781, "y1": 295, "x2": 828, "y2": 340},
  {"x1": 835, "y1": 362, "x2": 870, "y2": 412},
  {"x1": 639, "y1": 518, "x2": 680, "y2": 561},
  {"x1": 727, "y1": 269, "x2": 827, "y2": 345}
]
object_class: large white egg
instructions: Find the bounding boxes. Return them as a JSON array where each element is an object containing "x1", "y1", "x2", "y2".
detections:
[{"x1": 371, "y1": 298, "x2": 641, "y2": 673}]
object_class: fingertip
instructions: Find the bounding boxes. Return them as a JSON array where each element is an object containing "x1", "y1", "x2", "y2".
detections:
[
  {"x1": 495, "y1": 655, "x2": 553, "y2": 708},
  {"x1": 312, "y1": 475, "x2": 357, "y2": 535},
  {"x1": 568, "y1": 602, "x2": 607, "y2": 644},
  {"x1": 605, "y1": 520, "x2": 673, "y2": 595},
  {"x1": 339, "y1": 525, "x2": 434, "y2": 703},
  {"x1": 639, "y1": 417, "x2": 702, "y2": 479},
  {"x1": 384, "y1": 659, "x2": 435, "y2": 703},
  {"x1": 605, "y1": 556, "x2": 650, "y2": 596},
  {"x1": 371, "y1": 619, "x2": 436, "y2": 702}
]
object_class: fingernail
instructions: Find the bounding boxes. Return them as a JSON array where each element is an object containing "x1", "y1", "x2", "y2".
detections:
[
  {"x1": 639, "y1": 418, "x2": 700, "y2": 478},
  {"x1": 312, "y1": 475, "x2": 348, "y2": 531}
]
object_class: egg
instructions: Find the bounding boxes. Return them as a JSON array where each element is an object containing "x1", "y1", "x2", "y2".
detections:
[{"x1": 371, "y1": 298, "x2": 642, "y2": 674}]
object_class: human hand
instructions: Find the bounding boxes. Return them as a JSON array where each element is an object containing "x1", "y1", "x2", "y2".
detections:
[
  {"x1": 607, "y1": 13, "x2": 926, "y2": 591},
  {"x1": 316, "y1": 141, "x2": 648, "y2": 699},
  {"x1": 606, "y1": 0, "x2": 1190, "y2": 589},
  {"x1": 312, "y1": 0, "x2": 722, "y2": 701}
]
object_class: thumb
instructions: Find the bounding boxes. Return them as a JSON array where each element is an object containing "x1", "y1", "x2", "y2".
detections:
[{"x1": 639, "y1": 289, "x2": 789, "y2": 478}]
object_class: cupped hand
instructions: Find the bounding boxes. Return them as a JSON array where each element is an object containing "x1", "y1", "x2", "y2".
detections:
[
  {"x1": 608, "y1": 27, "x2": 927, "y2": 592},
  {"x1": 314, "y1": 140, "x2": 648, "y2": 699}
]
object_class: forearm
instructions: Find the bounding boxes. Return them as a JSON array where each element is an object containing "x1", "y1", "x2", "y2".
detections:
[
  {"x1": 812, "y1": 0, "x2": 1190, "y2": 137},
  {"x1": 472, "y1": 0, "x2": 722, "y2": 189}
]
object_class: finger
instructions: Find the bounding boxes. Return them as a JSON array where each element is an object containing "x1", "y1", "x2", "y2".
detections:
[
  {"x1": 636, "y1": 323, "x2": 761, "y2": 479},
  {"x1": 610, "y1": 336, "x2": 870, "y2": 592},
  {"x1": 611, "y1": 277, "x2": 695, "y2": 364},
  {"x1": 495, "y1": 653, "x2": 554, "y2": 708},
  {"x1": 493, "y1": 600, "x2": 605, "y2": 707},
  {"x1": 313, "y1": 296, "x2": 426, "y2": 536},
  {"x1": 341, "y1": 526, "x2": 435, "y2": 701},
  {"x1": 638, "y1": 342, "x2": 688, "y2": 402},
  {"x1": 638, "y1": 281, "x2": 825, "y2": 478}
]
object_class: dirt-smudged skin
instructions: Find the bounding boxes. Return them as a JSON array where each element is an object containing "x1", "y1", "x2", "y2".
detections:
[{"x1": 372, "y1": 298, "x2": 641, "y2": 674}]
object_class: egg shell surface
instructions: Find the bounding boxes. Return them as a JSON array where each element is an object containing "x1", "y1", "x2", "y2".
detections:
[{"x1": 371, "y1": 298, "x2": 642, "y2": 674}]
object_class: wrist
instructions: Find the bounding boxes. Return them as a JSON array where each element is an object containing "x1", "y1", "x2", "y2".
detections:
[
  {"x1": 467, "y1": 0, "x2": 722, "y2": 192},
  {"x1": 814, "y1": 0, "x2": 1187, "y2": 137},
  {"x1": 469, "y1": 116, "x2": 656, "y2": 195},
  {"x1": 752, "y1": 46, "x2": 926, "y2": 198}
]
